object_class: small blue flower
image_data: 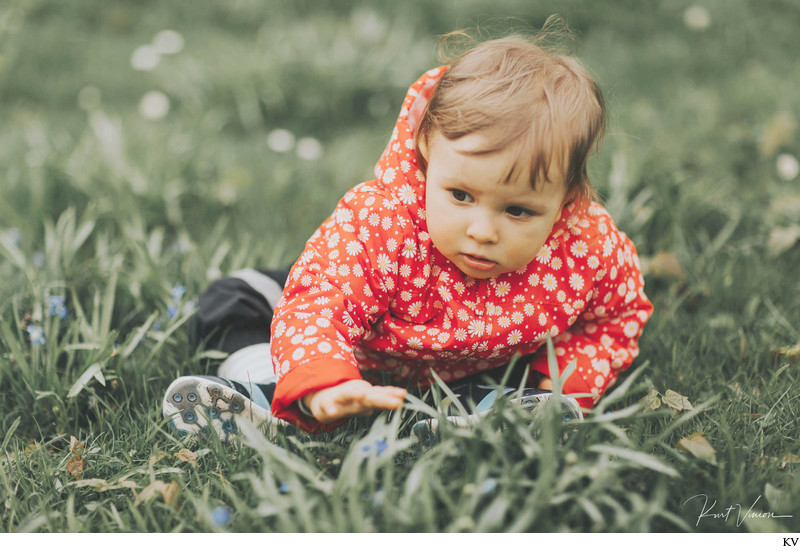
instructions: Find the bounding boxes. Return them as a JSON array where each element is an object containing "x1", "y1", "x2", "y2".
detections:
[
  {"x1": 375, "y1": 439, "x2": 389, "y2": 457},
  {"x1": 32, "y1": 252, "x2": 46, "y2": 268},
  {"x1": 4, "y1": 228, "x2": 22, "y2": 246},
  {"x1": 167, "y1": 305, "x2": 178, "y2": 319},
  {"x1": 479, "y1": 478, "x2": 498, "y2": 495},
  {"x1": 279, "y1": 482, "x2": 290, "y2": 494},
  {"x1": 210, "y1": 506, "x2": 231, "y2": 527},
  {"x1": 48, "y1": 296, "x2": 68, "y2": 320},
  {"x1": 170, "y1": 285, "x2": 186, "y2": 300},
  {"x1": 360, "y1": 438, "x2": 390, "y2": 458},
  {"x1": 27, "y1": 325, "x2": 45, "y2": 346}
]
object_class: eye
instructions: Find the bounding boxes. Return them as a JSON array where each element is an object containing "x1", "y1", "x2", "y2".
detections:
[
  {"x1": 450, "y1": 189, "x2": 472, "y2": 203},
  {"x1": 506, "y1": 205, "x2": 534, "y2": 218}
]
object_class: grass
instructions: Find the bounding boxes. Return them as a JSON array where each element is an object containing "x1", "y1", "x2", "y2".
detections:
[{"x1": 2, "y1": 0, "x2": 800, "y2": 533}]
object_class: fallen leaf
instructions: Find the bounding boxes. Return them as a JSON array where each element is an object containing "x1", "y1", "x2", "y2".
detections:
[
  {"x1": 754, "y1": 453, "x2": 800, "y2": 469},
  {"x1": 174, "y1": 448, "x2": 197, "y2": 465},
  {"x1": 134, "y1": 480, "x2": 179, "y2": 507},
  {"x1": 759, "y1": 111, "x2": 797, "y2": 157},
  {"x1": 677, "y1": 432, "x2": 718, "y2": 466},
  {"x1": 663, "y1": 389, "x2": 693, "y2": 411},
  {"x1": 66, "y1": 456, "x2": 85, "y2": 479},
  {"x1": 639, "y1": 389, "x2": 662, "y2": 412},
  {"x1": 69, "y1": 436, "x2": 84, "y2": 457},
  {"x1": 149, "y1": 451, "x2": 169, "y2": 466},
  {"x1": 641, "y1": 251, "x2": 685, "y2": 279},
  {"x1": 767, "y1": 225, "x2": 800, "y2": 257},
  {"x1": 771, "y1": 343, "x2": 800, "y2": 363}
]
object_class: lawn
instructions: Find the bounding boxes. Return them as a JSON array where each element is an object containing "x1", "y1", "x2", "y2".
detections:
[{"x1": 1, "y1": 0, "x2": 799, "y2": 533}]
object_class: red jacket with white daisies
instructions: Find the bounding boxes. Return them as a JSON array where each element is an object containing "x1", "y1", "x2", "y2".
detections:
[{"x1": 270, "y1": 67, "x2": 653, "y2": 432}]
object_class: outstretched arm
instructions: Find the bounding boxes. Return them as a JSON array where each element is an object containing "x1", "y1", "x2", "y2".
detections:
[{"x1": 302, "y1": 380, "x2": 407, "y2": 423}]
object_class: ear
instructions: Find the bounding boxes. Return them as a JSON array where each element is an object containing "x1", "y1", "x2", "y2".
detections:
[{"x1": 417, "y1": 134, "x2": 430, "y2": 163}]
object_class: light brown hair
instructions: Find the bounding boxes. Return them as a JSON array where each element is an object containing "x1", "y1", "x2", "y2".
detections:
[{"x1": 415, "y1": 29, "x2": 606, "y2": 209}]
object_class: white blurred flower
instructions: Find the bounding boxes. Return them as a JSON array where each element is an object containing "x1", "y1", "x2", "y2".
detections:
[
  {"x1": 684, "y1": 5, "x2": 711, "y2": 31},
  {"x1": 267, "y1": 129, "x2": 295, "y2": 152},
  {"x1": 130, "y1": 44, "x2": 160, "y2": 71},
  {"x1": 777, "y1": 153, "x2": 800, "y2": 181},
  {"x1": 296, "y1": 137, "x2": 323, "y2": 160},
  {"x1": 152, "y1": 30, "x2": 184, "y2": 55},
  {"x1": 78, "y1": 86, "x2": 101, "y2": 110},
  {"x1": 139, "y1": 91, "x2": 170, "y2": 120}
]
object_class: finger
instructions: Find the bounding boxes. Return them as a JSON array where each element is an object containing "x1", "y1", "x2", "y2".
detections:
[{"x1": 362, "y1": 386, "x2": 407, "y2": 410}]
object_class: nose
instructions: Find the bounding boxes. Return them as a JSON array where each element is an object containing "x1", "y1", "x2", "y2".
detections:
[{"x1": 466, "y1": 211, "x2": 499, "y2": 244}]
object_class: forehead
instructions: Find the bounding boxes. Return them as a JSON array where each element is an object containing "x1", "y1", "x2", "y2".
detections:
[{"x1": 432, "y1": 131, "x2": 567, "y2": 192}]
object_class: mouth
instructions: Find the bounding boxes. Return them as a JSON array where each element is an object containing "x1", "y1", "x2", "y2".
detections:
[{"x1": 460, "y1": 253, "x2": 497, "y2": 272}]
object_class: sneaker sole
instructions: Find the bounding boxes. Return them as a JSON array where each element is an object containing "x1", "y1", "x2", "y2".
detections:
[{"x1": 163, "y1": 376, "x2": 283, "y2": 440}]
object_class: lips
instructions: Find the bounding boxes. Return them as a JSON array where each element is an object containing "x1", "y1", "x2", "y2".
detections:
[{"x1": 461, "y1": 253, "x2": 497, "y2": 271}]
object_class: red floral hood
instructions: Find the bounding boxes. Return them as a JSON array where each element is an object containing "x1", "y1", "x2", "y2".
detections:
[{"x1": 372, "y1": 66, "x2": 447, "y2": 233}]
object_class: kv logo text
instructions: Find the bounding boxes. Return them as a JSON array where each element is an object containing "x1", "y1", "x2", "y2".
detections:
[{"x1": 785, "y1": 538, "x2": 799, "y2": 547}]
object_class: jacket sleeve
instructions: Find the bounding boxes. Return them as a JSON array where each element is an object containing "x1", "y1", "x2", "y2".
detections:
[
  {"x1": 269, "y1": 183, "x2": 407, "y2": 432},
  {"x1": 529, "y1": 219, "x2": 653, "y2": 410}
]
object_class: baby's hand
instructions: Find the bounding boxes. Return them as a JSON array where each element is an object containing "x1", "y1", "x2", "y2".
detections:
[{"x1": 302, "y1": 380, "x2": 407, "y2": 423}]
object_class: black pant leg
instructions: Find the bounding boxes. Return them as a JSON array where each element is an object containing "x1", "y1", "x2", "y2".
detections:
[{"x1": 188, "y1": 268, "x2": 291, "y2": 355}]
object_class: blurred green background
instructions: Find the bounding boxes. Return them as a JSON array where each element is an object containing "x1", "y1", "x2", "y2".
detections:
[{"x1": 2, "y1": 0, "x2": 800, "y2": 533}]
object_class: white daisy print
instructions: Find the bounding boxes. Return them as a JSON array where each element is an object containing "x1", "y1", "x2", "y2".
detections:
[
  {"x1": 398, "y1": 183, "x2": 416, "y2": 204},
  {"x1": 536, "y1": 245, "x2": 552, "y2": 264},
  {"x1": 467, "y1": 320, "x2": 485, "y2": 338},
  {"x1": 346, "y1": 240, "x2": 363, "y2": 256},
  {"x1": 623, "y1": 320, "x2": 640, "y2": 338},
  {"x1": 494, "y1": 281, "x2": 511, "y2": 297},
  {"x1": 542, "y1": 273, "x2": 558, "y2": 291},
  {"x1": 383, "y1": 167, "x2": 396, "y2": 183},
  {"x1": 507, "y1": 330, "x2": 522, "y2": 345},
  {"x1": 376, "y1": 253, "x2": 392, "y2": 274},
  {"x1": 401, "y1": 238, "x2": 417, "y2": 258},
  {"x1": 569, "y1": 273, "x2": 583, "y2": 291},
  {"x1": 570, "y1": 240, "x2": 588, "y2": 258}
]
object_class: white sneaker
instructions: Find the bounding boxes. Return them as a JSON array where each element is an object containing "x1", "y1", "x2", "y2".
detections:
[
  {"x1": 162, "y1": 375, "x2": 286, "y2": 441},
  {"x1": 412, "y1": 389, "x2": 583, "y2": 447}
]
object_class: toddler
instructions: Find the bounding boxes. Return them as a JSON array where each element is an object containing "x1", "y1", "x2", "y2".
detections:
[{"x1": 163, "y1": 35, "x2": 653, "y2": 438}]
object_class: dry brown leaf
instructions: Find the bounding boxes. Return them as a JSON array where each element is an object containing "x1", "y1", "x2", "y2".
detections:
[
  {"x1": 677, "y1": 432, "x2": 718, "y2": 466},
  {"x1": 149, "y1": 451, "x2": 169, "y2": 466},
  {"x1": 72, "y1": 478, "x2": 108, "y2": 488},
  {"x1": 173, "y1": 448, "x2": 197, "y2": 465},
  {"x1": 771, "y1": 343, "x2": 800, "y2": 363},
  {"x1": 639, "y1": 389, "x2": 662, "y2": 412},
  {"x1": 754, "y1": 454, "x2": 800, "y2": 469},
  {"x1": 767, "y1": 225, "x2": 800, "y2": 257},
  {"x1": 69, "y1": 436, "x2": 84, "y2": 457},
  {"x1": 134, "y1": 480, "x2": 179, "y2": 506},
  {"x1": 663, "y1": 389, "x2": 693, "y2": 411},
  {"x1": 641, "y1": 252, "x2": 685, "y2": 279},
  {"x1": 66, "y1": 455, "x2": 85, "y2": 479},
  {"x1": 759, "y1": 111, "x2": 797, "y2": 157}
]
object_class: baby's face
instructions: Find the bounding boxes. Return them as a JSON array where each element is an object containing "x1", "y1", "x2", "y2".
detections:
[{"x1": 423, "y1": 131, "x2": 568, "y2": 279}]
